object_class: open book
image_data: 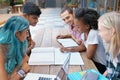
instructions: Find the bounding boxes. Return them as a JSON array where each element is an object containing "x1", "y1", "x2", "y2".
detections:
[
  {"x1": 28, "y1": 47, "x2": 55, "y2": 65},
  {"x1": 57, "y1": 38, "x2": 79, "y2": 47},
  {"x1": 28, "y1": 47, "x2": 84, "y2": 65}
]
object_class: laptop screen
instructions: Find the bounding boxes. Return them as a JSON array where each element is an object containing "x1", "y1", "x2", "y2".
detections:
[{"x1": 56, "y1": 53, "x2": 71, "y2": 80}]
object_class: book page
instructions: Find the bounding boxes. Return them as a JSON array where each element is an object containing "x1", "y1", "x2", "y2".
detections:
[
  {"x1": 32, "y1": 47, "x2": 55, "y2": 53},
  {"x1": 28, "y1": 47, "x2": 84, "y2": 65},
  {"x1": 55, "y1": 48, "x2": 84, "y2": 65},
  {"x1": 57, "y1": 38, "x2": 78, "y2": 47},
  {"x1": 28, "y1": 47, "x2": 55, "y2": 65}
]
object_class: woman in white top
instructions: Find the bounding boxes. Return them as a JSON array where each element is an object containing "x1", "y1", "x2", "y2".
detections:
[{"x1": 73, "y1": 8, "x2": 106, "y2": 74}]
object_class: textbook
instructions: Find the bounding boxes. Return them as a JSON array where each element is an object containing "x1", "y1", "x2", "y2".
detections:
[
  {"x1": 28, "y1": 47, "x2": 84, "y2": 65},
  {"x1": 67, "y1": 69, "x2": 108, "y2": 80},
  {"x1": 28, "y1": 47, "x2": 55, "y2": 65},
  {"x1": 57, "y1": 38, "x2": 79, "y2": 47}
]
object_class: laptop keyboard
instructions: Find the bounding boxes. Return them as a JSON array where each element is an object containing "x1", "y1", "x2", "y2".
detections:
[{"x1": 38, "y1": 77, "x2": 52, "y2": 80}]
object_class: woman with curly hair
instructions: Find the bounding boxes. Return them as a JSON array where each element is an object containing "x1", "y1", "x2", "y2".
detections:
[{"x1": 73, "y1": 8, "x2": 106, "y2": 74}]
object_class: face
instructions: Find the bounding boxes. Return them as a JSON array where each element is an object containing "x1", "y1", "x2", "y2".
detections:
[
  {"x1": 98, "y1": 24, "x2": 112, "y2": 43},
  {"x1": 25, "y1": 15, "x2": 39, "y2": 26},
  {"x1": 61, "y1": 10, "x2": 74, "y2": 26},
  {"x1": 74, "y1": 18, "x2": 88, "y2": 33},
  {"x1": 16, "y1": 28, "x2": 29, "y2": 42}
]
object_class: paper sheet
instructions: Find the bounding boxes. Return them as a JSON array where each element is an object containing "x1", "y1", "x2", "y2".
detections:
[
  {"x1": 28, "y1": 47, "x2": 84, "y2": 65},
  {"x1": 57, "y1": 38, "x2": 78, "y2": 47}
]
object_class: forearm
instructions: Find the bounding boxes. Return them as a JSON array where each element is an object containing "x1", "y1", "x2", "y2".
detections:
[
  {"x1": 10, "y1": 63, "x2": 30, "y2": 80},
  {"x1": 72, "y1": 36, "x2": 82, "y2": 45},
  {"x1": 0, "y1": 71, "x2": 8, "y2": 80},
  {"x1": 70, "y1": 42, "x2": 86, "y2": 52},
  {"x1": 10, "y1": 72, "x2": 21, "y2": 80},
  {"x1": 21, "y1": 55, "x2": 29, "y2": 65},
  {"x1": 63, "y1": 34, "x2": 72, "y2": 38},
  {"x1": 60, "y1": 45, "x2": 86, "y2": 52},
  {"x1": 0, "y1": 50, "x2": 9, "y2": 80},
  {"x1": 70, "y1": 46, "x2": 86, "y2": 52}
]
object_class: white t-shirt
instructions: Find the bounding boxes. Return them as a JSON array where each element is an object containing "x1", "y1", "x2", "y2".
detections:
[{"x1": 81, "y1": 29, "x2": 106, "y2": 65}]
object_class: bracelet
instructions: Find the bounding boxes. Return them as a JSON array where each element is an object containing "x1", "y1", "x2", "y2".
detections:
[{"x1": 17, "y1": 69, "x2": 26, "y2": 78}]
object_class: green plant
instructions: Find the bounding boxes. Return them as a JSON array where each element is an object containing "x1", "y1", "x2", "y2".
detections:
[
  {"x1": 0, "y1": 0, "x2": 9, "y2": 8},
  {"x1": 66, "y1": 0, "x2": 78, "y2": 7},
  {"x1": 15, "y1": 0, "x2": 23, "y2": 4},
  {"x1": 0, "y1": 0, "x2": 9, "y2": 3}
]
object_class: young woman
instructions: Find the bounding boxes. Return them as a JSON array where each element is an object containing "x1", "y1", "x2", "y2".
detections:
[
  {"x1": 73, "y1": 8, "x2": 106, "y2": 74},
  {"x1": 0, "y1": 16, "x2": 30, "y2": 80},
  {"x1": 98, "y1": 12, "x2": 120, "y2": 80}
]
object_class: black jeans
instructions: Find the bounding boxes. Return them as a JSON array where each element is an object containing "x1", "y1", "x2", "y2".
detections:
[{"x1": 93, "y1": 60, "x2": 106, "y2": 74}]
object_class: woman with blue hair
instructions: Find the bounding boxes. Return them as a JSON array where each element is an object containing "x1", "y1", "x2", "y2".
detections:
[{"x1": 0, "y1": 16, "x2": 30, "y2": 80}]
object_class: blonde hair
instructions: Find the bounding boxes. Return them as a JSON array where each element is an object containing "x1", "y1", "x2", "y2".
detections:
[{"x1": 98, "y1": 12, "x2": 120, "y2": 59}]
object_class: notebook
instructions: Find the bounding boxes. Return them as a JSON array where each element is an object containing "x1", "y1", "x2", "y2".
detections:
[
  {"x1": 28, "y1": 47, "x2": 55, "y2": 65},
  {"x1": 57, "y1": 38, "x2": 78, "y2": 47},
  {"x1": 28, "y1": 47, "x2": 84, "y2": 65},
  {"x1": 24, "y1": 53, "x2": 71, "y2": 80}
]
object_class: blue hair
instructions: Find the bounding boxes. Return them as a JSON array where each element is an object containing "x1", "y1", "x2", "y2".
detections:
[{"x1": 0, "y1": 16, "x2": 29, "y2": 74}]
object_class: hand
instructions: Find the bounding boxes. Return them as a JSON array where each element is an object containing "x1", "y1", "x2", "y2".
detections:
[
  {"x1": 27, "y1": 39, "x2": 35, "y2": 54},
  {"x1": 28, "y1": 37, "x2": 35, "y2": 49},
  {"x1": 29, "y1": 40, "x2": 35, "y2": 49},
  {"x1": 21, "y1": 55, "x2": 29, "y2": 65},
  {"x1": 60, "y1": 47, "x2": 72, "y2": 53},
  {"x1": 76, "y1": 40, "x2": 82, "y2": 45},
  {"x1": 56, "y1": 35, "x2": 65, "y2": 39}
]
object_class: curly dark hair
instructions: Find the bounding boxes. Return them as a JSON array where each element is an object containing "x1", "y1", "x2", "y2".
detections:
[
  {"x1": 23, "y1": 2, "x2": 41, "y2": 17},
  {"x1": 74, "y1": 8, "x2": 99, "y2": 30}
]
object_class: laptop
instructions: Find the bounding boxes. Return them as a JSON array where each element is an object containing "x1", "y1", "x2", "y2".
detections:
[{"x1": 24, "y1": 53, "x2": 71, "y2": 80}]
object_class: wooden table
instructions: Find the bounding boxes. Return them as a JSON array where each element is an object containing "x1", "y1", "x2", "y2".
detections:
[{"x1": 30, "y1": 27, "x2": 97, "y2": 75}]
